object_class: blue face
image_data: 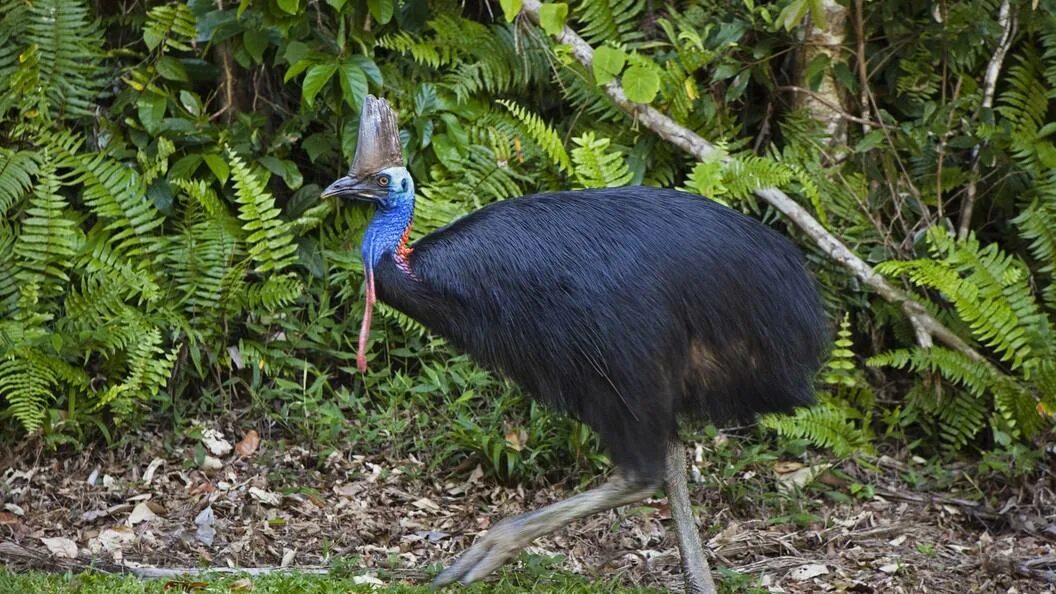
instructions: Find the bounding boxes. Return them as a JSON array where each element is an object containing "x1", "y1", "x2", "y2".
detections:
[{"x1": 322, "y1": 166, "x2": 416, "y2": 269}]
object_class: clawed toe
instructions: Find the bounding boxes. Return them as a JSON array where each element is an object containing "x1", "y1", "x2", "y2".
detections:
[{"x1": 432, "y1": 527, "x2": 524, "y2": 587}]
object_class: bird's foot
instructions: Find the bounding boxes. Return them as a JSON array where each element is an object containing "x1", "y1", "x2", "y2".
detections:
[{"x1": 432, "y1": 519, "x2": 528, "y2": 587}]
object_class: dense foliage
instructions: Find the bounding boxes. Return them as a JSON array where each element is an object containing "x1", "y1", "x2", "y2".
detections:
[{"x1": 0, "y1": 0, "x2": 1053, "y2": 480}]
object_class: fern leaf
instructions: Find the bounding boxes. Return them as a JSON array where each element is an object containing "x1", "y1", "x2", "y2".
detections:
[
  {"x1": 228, "y1": 151, "x2": 298, "y2": 274},
  {"x1": 570, "y1": 132, "x2": 632, "y2": 188},
  {"x1": 0, "y1": 149, "x2": 38, "y2": 216},
  {"x1": 497, "y1": 100, "x2": 572, "y2": 174},
  {"x1": 14, "y1": 157, "x2": 80, "y2": 291}
]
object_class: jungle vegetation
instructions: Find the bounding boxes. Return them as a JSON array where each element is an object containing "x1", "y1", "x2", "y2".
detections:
[{"x1": 0, "y1": 0, "x2": 1053, "y2": 481}]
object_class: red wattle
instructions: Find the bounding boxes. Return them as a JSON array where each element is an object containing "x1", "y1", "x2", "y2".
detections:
[{"x1": 357, "y1": 268, "x2": 376, "y2": 373}]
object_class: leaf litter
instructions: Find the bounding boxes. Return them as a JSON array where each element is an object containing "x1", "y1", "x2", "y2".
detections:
[{"x1": 0, "y1": 427, "x2": 1053, "y2": 593}]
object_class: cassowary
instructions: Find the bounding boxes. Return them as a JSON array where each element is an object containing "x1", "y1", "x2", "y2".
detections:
[{"x1": 323, "y1": 96, "x2": 829, "y2": 594}]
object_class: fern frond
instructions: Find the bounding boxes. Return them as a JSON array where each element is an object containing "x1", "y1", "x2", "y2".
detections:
[
  {"x1": 228, "y1": 151, "x2": 298, "y2": 274},
  {"x1": 497, "y1": 100, "x2": 572, "y2": 174},
  {"x1": 13, "y1": 157, "x2": 80, "y2": 291},
  {"x1": 0, "y1": 353, "x2": 55, "y2": 431},
  {"x1": 243, "y1": 274, "x2": 302, "y2": 311},
  {"x1": 72, "y1": 152, "x2": 164, "y2": 258},
  {"x1": 760, "y1": 400, "x2": 872, "y2": 456},
  {"x1": 0, "y1": 0, "x2": 105, "y2": 121},
  {"x1": 142, "y1": 3, "x2": 197, "y2": 52},
  {"x1": 570, "y1": 132, "x2": 632, "y2": 188},
  {"x1": 0, "y1": 149, "x2": 38, "y2": 216},
  {"x1": 574, "y1": 0, "x2": 646, "y2": 47}
]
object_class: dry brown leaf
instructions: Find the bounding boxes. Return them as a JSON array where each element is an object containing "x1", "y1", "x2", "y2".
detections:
[
  {"x1": 773, "y1": 460, "x2": 805, "y2": 474},
  {"x1": 41, "y1": 536, "x2": 78, "y2": 559},
  {"x1": 229, "y1": 578, "x2": 253, "y2": 592},
  {"x1": 235, "y1": 430, "x2": 261, "y2": 457},
  {"x1": 95, "y1": 526, "x2": 135, "y2": 552},
  {"x1": 0, "y1": 511, "x2": 18, "y2": 525},
  {"x1": 128, "y1": 501, "x2": 159, "y2": 525},
  {"x1": 249, "y1": 487, "x2": 281, "y2": 506},
  {"x1": 788, "y1": 563, "x2": 829, "y2": 580},
  {"x1": 412, "y1": 497, "x2": 440, "y2": 511}
]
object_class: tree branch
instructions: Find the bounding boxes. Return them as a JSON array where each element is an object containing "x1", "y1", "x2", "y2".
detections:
[
  {"x1": 519, "y1": 0, "x2": 986, "y2": 360},
  {"x1": 958, "y1": 0, "x2": 1016, "y2": 240}
]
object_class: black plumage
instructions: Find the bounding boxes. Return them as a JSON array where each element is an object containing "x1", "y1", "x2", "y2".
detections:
[
  {"x1": 323, "y1": 95, "x2": 830, "y2": 592},
  {"x1": 373, "y1": 188, "x2": 828, "y2": 482}
]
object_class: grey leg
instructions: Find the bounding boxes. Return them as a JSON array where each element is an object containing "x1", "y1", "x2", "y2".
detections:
[
  {"x1": 665, "y1": 440, "x2": 718, "y2": 594},
  {"x1": 433, "y1": 472, "x2": 658, "y2": 587}
]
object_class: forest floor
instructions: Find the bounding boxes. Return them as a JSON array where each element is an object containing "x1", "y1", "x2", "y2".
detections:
[{"x1": 1, "y1": 425, "x2": 1055, "y2": 594}]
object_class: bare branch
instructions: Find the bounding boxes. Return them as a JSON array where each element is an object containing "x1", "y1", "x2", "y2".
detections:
[
  {"x1": 519, "y1": 0, "x2": 986, "y2": 360},
  {"x1": 958, "y1": 0, "x2": 1016, "y2": 239}
]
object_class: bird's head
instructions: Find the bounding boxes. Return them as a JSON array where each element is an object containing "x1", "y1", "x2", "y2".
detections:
[
  {"x1": 321, "y1": 165, "x2": 415, "y2": 211},
  {"x1": 321, "y1": 94, "x2": 413, "y2": 210}
]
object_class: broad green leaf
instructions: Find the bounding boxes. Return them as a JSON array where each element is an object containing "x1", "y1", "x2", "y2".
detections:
[
  {"x1": 137, "y1": 92, "x2": 167, "y2": 133},
  {"x1": 277, "y1": 0, "x2": 299, "y2": 15},
  {"x1": 725, "y1": 70, "x2": 749, "y2": 102},
  {"x1": 351, "y1": 55, "x2": 383, "y2": 86},
  {"x1": 302, "y1": 63, "x2": 338, "y2": 107},
  {"x1": 538, "y1": 3, "x2": 568, "y2": 36},
  {"x1": 326, "y1": 0, "x2": 348, "y2": 9},
  {"x1": 243, "y1": 29, "x2": 268, "y2": 64},
  {"x1": 499, "y1": 0, "x2": 522, "y2": 22},
  {"x1": 202, "y1": 154, "x2": 230, "y2": 184},
  {"x1": 178, "y1": 90, "x2": 202, "y2": 116},
  {"x1": 592, "y1": 46, "x2": 626, "y2": 85},
  {"x1": 777, "y1": 0, "x2": 810, "y2": 31},
  {"x1": 621, "y1": 65, "x2": 660, "y2": 104},
  {"x1": 260, "y1": 156, "x2": 303, "y2": 190},
  {"x1": 156, "y1": 56, "x2": 188, "y2": 82},
  {"x1": 339, "y1": 62, "x2": 368, "y2": 110},
  {"x1": 367, "y1": 0, "x2": 394, "y2": 24},
  {"x1": 804, "y1": 54, "x2": 830, "y2": 91},
  {"x1": 285, "y1": 59, "x2": 313, "y2": 83},
  {"x1": 808, "y1": 0, "x2": 828, "y2": 29}
]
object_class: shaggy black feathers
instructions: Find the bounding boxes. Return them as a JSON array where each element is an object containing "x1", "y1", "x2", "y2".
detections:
[{"x1": 374, "y1": 187, "x2": 829, "y2": 481}]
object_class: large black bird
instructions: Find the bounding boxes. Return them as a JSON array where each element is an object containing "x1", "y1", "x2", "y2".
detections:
[{"x1": 323, "y1": 96, "x2": 829, "y2": 593}]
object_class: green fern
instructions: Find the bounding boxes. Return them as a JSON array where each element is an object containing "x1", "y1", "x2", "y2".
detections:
[
  {"x1": 0, "y1": 149, "x2": 38, "y2": 216},
  {"x1": 760, "y1": 400, "x2": 872, "y2": 457},
  {"x1": 570, "y1": 132, "x2": 632, "y2": 188},
  {"x1": 877, "y1": 227, "x2": 1052, "y2": 369},
  {"x1": 0, "y1": 0, "x2": 105, "y2": 121},
  {"x1": 574, "y1": 0, "x2": 646, "y2": 47},
  {"x1": 13, "y1": 157, "x2": 80, "y2": 292},
  {"x1": 497, "y1": 100, "x2": 572, "y2": 174},
  {"x1": 228, "y1": 151, "x2": 298, "y2": 274},
  {"x1": 73, "y1": 152, "x2": 165, "y2": 258},
  {"x1": 0, "y1": 353, "x2": 56, "y2": 431},
  {"x1": 142, "y1": 3, "x2": 197, "y2": 53}
]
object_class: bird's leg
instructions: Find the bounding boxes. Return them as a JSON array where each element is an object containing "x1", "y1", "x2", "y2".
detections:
[
  {"x1": 433, "y1": 472, "x2": 657, "y2": 587},
  {"x1": 665, "y1": 440, "x2": 718, "y2": 594}
]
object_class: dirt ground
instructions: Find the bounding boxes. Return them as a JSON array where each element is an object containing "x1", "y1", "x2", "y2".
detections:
[{"x1": 1, "y1": 427, "x2": 1054, "y2": 593}]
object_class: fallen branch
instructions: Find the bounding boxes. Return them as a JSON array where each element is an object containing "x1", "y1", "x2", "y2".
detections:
[
  {"x1": 520, "y1": 0, "x2": 985, "y2": 361},
  {"x1": 957, "y1": 0, "x2": 1016, "y2": 239}
]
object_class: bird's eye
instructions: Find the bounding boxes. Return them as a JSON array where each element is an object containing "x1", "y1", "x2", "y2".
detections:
[{"x1": 377, "y1": 175, "x2": 390, "y2": 187}]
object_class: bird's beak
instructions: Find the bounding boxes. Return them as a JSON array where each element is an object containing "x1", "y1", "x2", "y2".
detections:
[
  {"x1": 323, "y1": 174, "x2": 386, "y2": 201},
  {"x1": 321, "y1": 175, "x2": 373, "y2": 200}
]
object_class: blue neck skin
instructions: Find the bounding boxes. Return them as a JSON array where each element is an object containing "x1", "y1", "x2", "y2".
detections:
[{"x1": 361, "y1": 170, "x2": 416, "y2": 271}]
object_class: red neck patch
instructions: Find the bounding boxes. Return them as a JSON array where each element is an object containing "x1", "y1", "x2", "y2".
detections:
[{"x1": 394, "y1": 221, "x2": 414, "y2": 275}]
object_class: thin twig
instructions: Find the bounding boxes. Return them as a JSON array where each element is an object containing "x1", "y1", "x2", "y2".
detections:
[
  {"x1": 519, "y1": 0, "x2": 984, "y2": 359},
  {"x1": 958, "y1": 0, "x2": 1016, "y2": 239}
]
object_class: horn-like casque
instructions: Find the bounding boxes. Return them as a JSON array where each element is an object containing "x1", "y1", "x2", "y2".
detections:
[{"x1": 350, "y1": 95, "x2": 403, "y2": 178}]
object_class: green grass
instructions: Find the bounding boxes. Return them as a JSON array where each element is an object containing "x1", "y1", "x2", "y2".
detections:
[{"x1": 0, "y1": 568, "x2": 667, "y2": 594}]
